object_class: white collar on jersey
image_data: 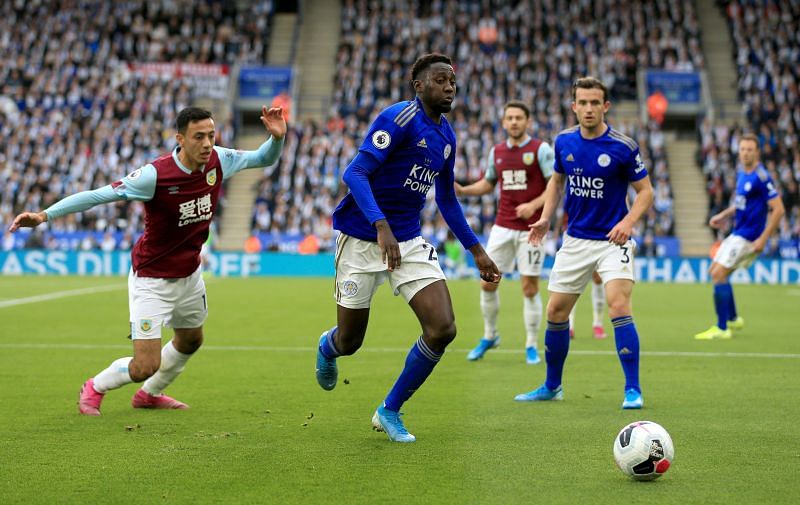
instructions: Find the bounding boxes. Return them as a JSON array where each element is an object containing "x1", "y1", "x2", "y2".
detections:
[
  {"x1": 172, "y1": 146, "x2": 205, "y2": 175},
  {"x1": 506, "y1": 135, "x2": 532, "y2": 149}
]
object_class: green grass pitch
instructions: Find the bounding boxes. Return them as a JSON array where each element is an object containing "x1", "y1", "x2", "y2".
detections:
[{"x1": 1, "y1": 276, "x2": 798, "y2": 504}]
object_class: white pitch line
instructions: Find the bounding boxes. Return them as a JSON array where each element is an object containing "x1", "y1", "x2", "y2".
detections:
[
  {"x1": 0, "y1": 342, "x2": 797, "y2": 359},
  {"x1": 0, "y1": 284, "x2": 126, "y2": 308}
]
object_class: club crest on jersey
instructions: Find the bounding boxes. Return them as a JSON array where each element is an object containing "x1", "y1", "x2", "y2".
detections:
[
  {"x1": 523, "y1": 152, "x2": 535, "y2": 165},
  {"x1": 597, "y1": 153, "x2": 611, "y2": 167},
  {"x1": 744, "y1": 182, "x2": 752, "y2": 192},
  {"x1": 341, "y1": 280, "x2": 358, "y2": 297},
  {"x1": 128, "y1": 168, "x2": 142, "y2": 179},
  {"x1": 372, "y1": 130, "x2": 391, "y2": 149},
  {"x1": 139, "y1": 319, "x2": 152, "y2": 332},
  {"x1": 206, "y1": 168, "x2": 217, "y2": 186},
  {"x1": 444, "y1": 144, "x2": 452, "y2": 159}
]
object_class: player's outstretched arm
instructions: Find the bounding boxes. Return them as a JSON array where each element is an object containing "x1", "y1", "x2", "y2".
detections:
[
  {"x1": 709, "y1": 206, "x2": 736, "y2": 228},
  {"x1": 9, "y1": 211, "x2": 47, "y2": 232},
  {"x1": 455, "y1": 178, "x2": 494, "y2": 197},
  {"x1": 260, "y1": 106, "x2": 287, "y2": 140},
  {"x1": 607, "y1": 176, "x2": 654, "y2": 245},
  {"x1": 9, "y1": 184, "x2": 128, "y2": 233},
  {"x1": 469, "y1": 243, "x2": 501, "y2": 283},
  {"x1": 528, "y1": 173, "x2": 564, "y2": 245}
]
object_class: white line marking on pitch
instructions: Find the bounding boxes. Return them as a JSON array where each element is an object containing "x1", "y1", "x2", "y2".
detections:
[
  {"x1": 0, "y1": 284, "x2": 126, "y2": 308},
  {"x1": 0, "y1": 343, "x2": 797, "y2": 359}
]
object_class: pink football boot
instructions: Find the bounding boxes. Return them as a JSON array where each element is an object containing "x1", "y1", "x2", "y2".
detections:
[
  {"x1": 78, "y1": 378, "x2": 105, "y2": 416},
  {"x1": 131, "y1": 389, "x2": 189, "y2": 409}
]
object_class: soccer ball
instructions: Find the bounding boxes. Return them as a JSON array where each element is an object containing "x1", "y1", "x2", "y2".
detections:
[{"x1": 613, "y1": 421, "x2": 674, "y2": 480}]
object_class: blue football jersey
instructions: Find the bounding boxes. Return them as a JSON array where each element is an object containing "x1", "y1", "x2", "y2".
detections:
[
  {"x1": 333, "y1": 98, "x2": 459, "y2": 242},
  {"x1": 732, "y1": 164, "x2": 779, "y2": 241},
  {"x1": 554, "y1": 125, "x2": 648, "y2": 240}
]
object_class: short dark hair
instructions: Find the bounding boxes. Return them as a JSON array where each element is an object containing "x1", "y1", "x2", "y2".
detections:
[
  {"x1": 411, "y1": 53, "x2": 453, "y2": 81},
  {"x1": 571, "y1": 77, "x2": 609, "y2": 102},
  {"x1": 739, "y1": 132, "x2": 760, "y2": 148},
  {"x1": 503, "y1": 100, "x2": 530, "y2": 118},
  {"x1": 176, "y1": 107, "x2": 213, "y2": 134}
]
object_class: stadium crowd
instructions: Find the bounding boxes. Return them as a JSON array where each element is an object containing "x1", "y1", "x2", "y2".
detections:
[
  {"x1": 9, "y1": 0, "x2": 778, "y2": 258},
  {"x1": 253, "y1": 0, "x2": 698, "y2": 253},
  {"x1": 0, "y1": 0, "x2": 274, "y2": 250},
  {"x1": 699, "y1": 0, "x2": 799, "y2": 258}
]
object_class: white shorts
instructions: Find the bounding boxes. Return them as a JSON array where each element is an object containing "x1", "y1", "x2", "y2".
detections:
[
  {"x1": 128, "y1": 266, "x2": 208, "y2": 340},
  {"x1": 714, "y1": 234, "x2": 757, "y2": 270},
  {"x1": 486, "y1": 224, "x2": 544, "y2": 276},
  {"x1": 334, "y1": 234, "x2": 446, "y2": 309},
  {"x1": 548, "y1": 234, "x2": 636, "y2": 294}
]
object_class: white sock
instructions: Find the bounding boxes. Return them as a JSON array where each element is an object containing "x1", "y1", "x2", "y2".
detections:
[
  {"x1": 569, "y1": 306, "x2": 576, "y2": 331},
  {"x1": 93, "y1": 357, "x2": 133, "y2": 393},
  {"x1": 142, "y1": 340, "x2": 193, "y2": 396},
  {"x1": 480, "y1": 289, "x2": 500, "y2": 340},
  {"x1": 524, "y1": 294, "x2": 542, "y2": 348},
  {"x1": 592, "y1": 282, "x2": 606, "y2": 327}
]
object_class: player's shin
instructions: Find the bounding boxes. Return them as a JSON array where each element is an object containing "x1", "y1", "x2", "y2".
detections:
[
  {"x1": 592, "y1": 282, "x2": 606, "y2": 327},
  {"x1": 93, "y1": 357, "x2": 134, "y2": 392},
  {"x1": 713, "y1": 284, "x2": 731, "y2": 330},
  {"x1": 480, "y1": 289, "x2": 500, "y2": 340},
  {"x1": 723, "y1": 283, "x2": 738, "y2": 321},
  {"x1": 612, "y1": 316, "x2": 640, "y2": 393},
  {"x1": 524, "y1": 294, "x2": 542, "y2": 348},
  {"x1": 141, "y1": 340, "x2": 192, "y2": 396},
  {"x1": 383, "y1": 336, "x2": 442, "y2": 412},
  {"x1": 318, "y1": 326, "x2": 341, "y2": 359},
  {"x1": 544, "y1": 321, "x2": 570, "y2": 390}
]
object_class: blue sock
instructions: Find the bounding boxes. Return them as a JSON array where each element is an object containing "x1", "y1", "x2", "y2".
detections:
[
  {"x1": 713, "y1": 284, "x2": 731, "y2": 330},
  {"x1": 544, "y1": 321, "x2": 570, "y2": 391},
  {"x1": 384, "y1": 336, "x2": 442, "y2": 412},
  {"x1": 724, "y1": 283, "x2": 738, "y2": 320},
  {"x1": 318, "y1": 326, "x2": 340, "y2": 359},
  {"x1": 612, "y1": 316, "x2": 640, "y2": 393}
]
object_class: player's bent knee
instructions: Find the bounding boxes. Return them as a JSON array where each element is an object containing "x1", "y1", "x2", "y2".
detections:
[
  {"x1": 607, "y1": 302, "x2": 632, "y2": 320},
  {"x1": 546, "y1": 305, "x2": 571, "y2": 322},
  {"x1": 427, "y1": 320, "x2": 457, "y2": 349},
  {"x1": 129, "y1": 360, "x2": 160, "y2": 382}
]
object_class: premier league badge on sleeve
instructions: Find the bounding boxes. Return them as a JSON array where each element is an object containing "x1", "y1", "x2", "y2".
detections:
[
  {"x1": 444, "y1": 144, "x2": 452, "y2": 159},
  {"x1": 206, "y1": 168, "x2": 217, "y2": 186},
  {"x1": 372, "y1": 130, "x2": 391, "y2": 149}
]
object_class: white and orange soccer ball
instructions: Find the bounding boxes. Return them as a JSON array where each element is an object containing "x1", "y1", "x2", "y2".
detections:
[{"x1": 613, "y1": 421, "x2": 674, "y2": 480}]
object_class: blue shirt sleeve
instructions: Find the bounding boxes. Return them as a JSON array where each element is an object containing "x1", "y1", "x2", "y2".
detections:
[
  {"x1": 628, "y1": 147, "x2": 649, "y2": 182},
  {"x1": 216, "y1": 136, "x2": 285, "y2": 181},
  {"x1": 538, "y1": 142, "x2": 555, "y2": 178},
  {"x1": 341, "y1": 151, "x2": 386, "y2": 225},
  {"x1": 44, "y1": 164, "x2": 157, "y2": 220},
  {"x1": 760, "y1": 169, "x2": 780, "y2": 200},
  {"x1": 357, "y1": 103, "x2": 413, "y2": 164},
  {"x1": 553, "y1": 136, "x2": 565, "y2": 175},
  {"x1": 435, "y1": 152, "x2": 479, "y2": 249}
]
